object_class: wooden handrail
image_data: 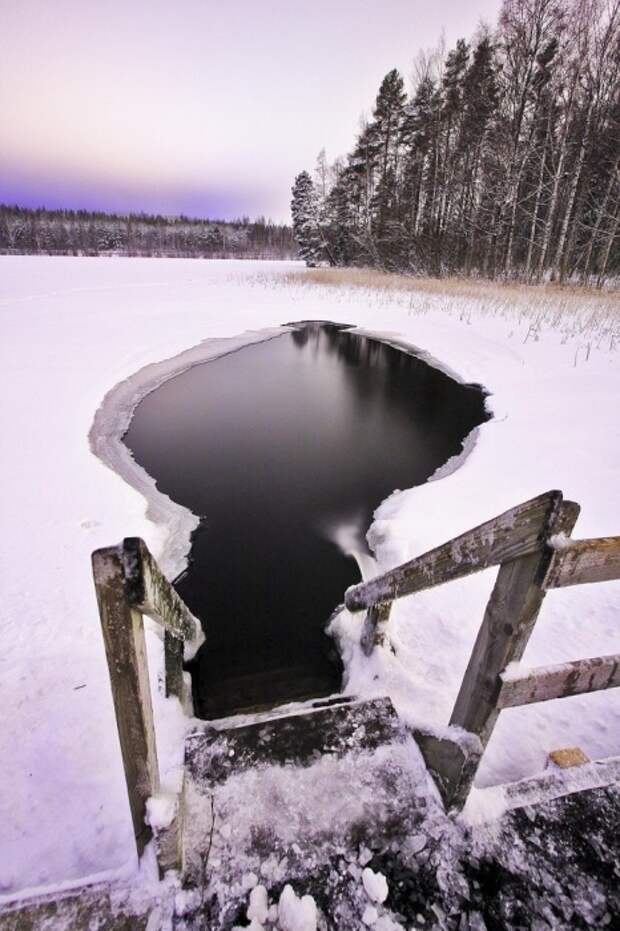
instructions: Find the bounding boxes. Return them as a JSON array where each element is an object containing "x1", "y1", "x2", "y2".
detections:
[
  {"x1": 92, "y1": 538, "x2": 201, "y2": 860},
  {"x1": 543, "y1": 535, "x2": 620, "y2": 589},
  {"x1": 344, "y1": 490, "x2": 563, "y2": 612},
  {"x1": 498, "y1": 653, "x2": 620, "y2": 709},
  {"x1": 122, "y1": 537, "x2": 199, "y2": 641},
  {"x1": 344, "y1": 491, "x2": 620, "y2": 812}
]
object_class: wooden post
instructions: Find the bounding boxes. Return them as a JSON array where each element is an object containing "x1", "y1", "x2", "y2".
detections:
[
  {"x1": 121, "y1": 537, "x2": 200, "y2": 706},
  {"x1": 417, "y1": 498, "x2": 580, "y2": 809},
  {"x1": 164, "y1": 631, "x2": 185, "y2": 701},
  {"x1": 437, "y1": 499, "x2": 581, "y2": 806},
  {"x1": 360, "y1": 601, "x2": 392, "y2": 655},
  {"x1": 450, "y1": 501, "x2": 580, "y2": 739},
  {"x1": 92, "y1": 546, "x2": 160, "y2": 855}
]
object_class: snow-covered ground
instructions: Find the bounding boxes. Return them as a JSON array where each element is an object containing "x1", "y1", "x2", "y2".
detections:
[{"x1": 1, "y1": 256, "x2": 618, "y2": 903}]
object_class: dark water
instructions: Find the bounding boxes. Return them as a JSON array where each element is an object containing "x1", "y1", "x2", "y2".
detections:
[{"x1": 124, "y1": 323, "x2": 489, "y2": 718}]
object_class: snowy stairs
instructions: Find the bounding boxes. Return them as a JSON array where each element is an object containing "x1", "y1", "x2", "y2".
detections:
[{"x1": 178, "y1": 697, "x2": 439, "y2": 925}]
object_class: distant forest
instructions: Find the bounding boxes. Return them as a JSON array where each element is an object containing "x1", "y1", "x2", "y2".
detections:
[
  {"x1": 292, "y1": 0, "x2": 620, "y2": 285},
  {"x1": 0, "y1": 205, "x2": 296, "y2": 260}
]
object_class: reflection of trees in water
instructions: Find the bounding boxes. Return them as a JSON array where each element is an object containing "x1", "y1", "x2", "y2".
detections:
[
  {"x1": 129, "y1": 321, "x2": 489, "y2": 715},
  {"x1": 292, "y1": 323, "x2": 488, "y2": 436},
  {"x1": 291, "y1": 327, "x2": 311, "y2": 348}
]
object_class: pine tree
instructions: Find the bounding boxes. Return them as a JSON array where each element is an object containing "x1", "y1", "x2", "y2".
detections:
[
  {"x1": 290, "y1": 171, "x2": 322, "y2": 266},
  {"x1": 369, "y1": 69, "x2": 406, "y2": 255},
  {"x1": 291, "y1": 0, "x2": 619, "y2": 285}
]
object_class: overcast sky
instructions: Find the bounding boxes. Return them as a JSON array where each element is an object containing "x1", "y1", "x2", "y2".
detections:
[{"x1": 1, "y1": 0, "x2": 503, "y2": 223}]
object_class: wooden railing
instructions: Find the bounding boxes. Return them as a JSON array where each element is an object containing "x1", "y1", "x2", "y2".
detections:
[
  {"x1": 92, "y1": 538, "x2": 202, "y2": 859},
  {"x1": 344, "y1": 490, "x2": 620, "y2": 809}
]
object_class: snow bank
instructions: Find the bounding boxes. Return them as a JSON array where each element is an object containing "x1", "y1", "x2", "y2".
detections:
[{"x1": 1, "y1": 256, "x2": 619, "y2": 901}]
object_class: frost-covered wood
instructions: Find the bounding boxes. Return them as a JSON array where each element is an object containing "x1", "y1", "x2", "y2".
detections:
[
  {"x1": 498, "y1": 654, "x2": 620, "y2": 709},
  {"x1": 122, "y1": 537, "x2": 197, "y2": 641},
  {"x1": 91, "y1": 546, "x2": 159, "y2": 855},
  {"x1": 360, "y1": 601, "x2": 392, "y2": 655},
  {"x1": 449, "y1": 500, "x2": 579, "y2": 748},
  {"x1": 92, "y1": 538, "x2": 199, "y2": 859},
  {"x1": 345, "y1": 490, "x2": 563, "y2": 612},
  {"x1": 544, "y1": 536, "x2": 620, "y2": 589},
  {"x1": 121, "y1": 537, "x2": 200, "y2": 702}
]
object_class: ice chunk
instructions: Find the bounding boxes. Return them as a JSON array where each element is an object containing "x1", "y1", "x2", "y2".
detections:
[
  {"x1": 278, "y1": 884, "x2": 318, "y2": 931},
  {"x1": 247, "y1": 884, "x2": 269, "y2": 924},
  {"x1": 374, "y1": 916, "x2": 402, "y2": 931},
  {"x1": 362, "y1": 867, "x2": 389, "y2": 904},
  {"x1": 362, "y1": 904, "x2": 379, "y2": 925}
]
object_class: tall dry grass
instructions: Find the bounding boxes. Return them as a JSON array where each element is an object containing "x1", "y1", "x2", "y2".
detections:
[
  {"x1": 283, "y1": 266, "x2": 618, "y2": 309},
  {"x1": 268, "y1": 267, "x2": 620, "y2": 359}
]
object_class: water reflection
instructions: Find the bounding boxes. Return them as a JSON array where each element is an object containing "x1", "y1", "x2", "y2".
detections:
[{"x1": 124, "y1": 323, "x2": 489, "y2": 717}]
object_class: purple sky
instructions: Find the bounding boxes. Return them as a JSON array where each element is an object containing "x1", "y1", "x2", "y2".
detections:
[{"x1": 1, "y1": 0, "x2": 503, "y2": 223}]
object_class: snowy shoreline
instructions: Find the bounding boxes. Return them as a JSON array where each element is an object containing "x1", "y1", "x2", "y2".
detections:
[
  {"x1": 89, "y1": 326, "x2": 291, "y2": 580},
  {"x1": 2, "y1": 256, "x2": 618, "y2": 902},
  {"x1": 89, "y1": 319, "x2": 484, "y2": 605}
]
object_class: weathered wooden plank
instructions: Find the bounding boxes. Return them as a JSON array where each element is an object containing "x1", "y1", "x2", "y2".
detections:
[
  {"x1": 121, "y1": 537, "x2": 199, "y2": 643},
  {"x1": 501, "y1": 755, "x2": 620, "y2": 810},
  {"x1": 92, "y1": 546, "x2": 160, "y2": 855},
  {"x1": 345, "y1": 490, "x2": 563, "y2": 612},
  {"x1": 412, "y1": 727, "x2": 482, "y2": 812},
  {"x1": 544, "y1": 536, "x2": 620, "y2": 589},
  {"x1": 360, "y1": 601, "x2": 392, "y2": 655},
  {"x1": 498, "y1": 653, "x2": 620, "y2": 709},
  {"x1": 164, "y1": 630, "x2": 186, "y2": 703},
  {"x1": 449, "y1": 500, "x2": 579, "y2": 748}
]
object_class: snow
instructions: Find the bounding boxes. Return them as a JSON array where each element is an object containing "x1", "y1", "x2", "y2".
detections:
[
  {"x1": 362, "y1": 904, "x2": 379, "y2": 925},
  {"x1": 145, "y1": 794, "x2": 177, "y2": 832},
  {"x1": 362, "y1": 867, "x2": 389, "y2": 903},
  {"x1": 247, "y1": 884, "x2": 269, "y2": 923},
  {"x1": 1, "y1": 255, "x2": 619, "y2": 905},
  {"x1": 277, "y1": 884, "x2": 317, "y2": 931},
  {"x1": 232, "y1": 884, "x2": 319, "y2": 931}
]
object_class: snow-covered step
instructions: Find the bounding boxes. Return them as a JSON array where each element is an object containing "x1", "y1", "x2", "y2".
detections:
[{"x1": 179, "y1": 697, "x2": 439, "y2": 925}]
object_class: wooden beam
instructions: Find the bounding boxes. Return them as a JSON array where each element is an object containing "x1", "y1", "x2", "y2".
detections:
[
  {"x1": 122, "y1": 537, "x2": 198, "y2": 642},
  {"x1": 544, "y1": 536, "x2": 620, "y2": 589},
  {"x1": 498, "y1": 653, "x2": 620, "y2": 709},
  {"x1": 412, "y1": 728, "x2": 482, "y2": 812},
  {"x1": 164, "y1": 630, "x2": 186, "y2": 704},
  {"x1": 360, "y1": 601, "x2": 392, "y2": 655},
  {"x1": 501, "y1": 755, "x2": 620, "y2": 810},
  {"x1": 92, "y1": 546, "x2": 160, "y2": 855},
  {"x1": 345, "y1": 490, "x2": 563, "y2": 612},
  {"x1": 449, "y1": 499, "x2": 579, "y2": 747},
  {"x1": 428, "y1": 500, "x2": 581, "y2": 810}
]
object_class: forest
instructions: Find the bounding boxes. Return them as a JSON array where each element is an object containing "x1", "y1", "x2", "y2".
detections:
[
  {"x1": 0, "y1": 205, "x2": 296, "y2": 260},
  {"x1": 291, "y1": 0, "x2": 620, "y2": 286}
]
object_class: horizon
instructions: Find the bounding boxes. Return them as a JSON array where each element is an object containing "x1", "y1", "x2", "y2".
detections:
[
  {"x1": 0, "y1": 202, "x2": 290, "y2": 227},
  {"x1": 1, "y1": 0, "x2": 502, "y2": 225}
]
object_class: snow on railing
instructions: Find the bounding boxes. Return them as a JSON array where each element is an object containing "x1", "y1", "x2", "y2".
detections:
[
  {"x1": 92, "y1": 538, "x2": 202, "y2": 867},
  {"x1": 345, "y1": 490, "x2": 620, "y2": 811}
]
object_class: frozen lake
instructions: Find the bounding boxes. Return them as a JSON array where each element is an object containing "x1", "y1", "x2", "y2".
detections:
[{"x1": 124, "y1": 322, "x2": 488, "y2": 717}]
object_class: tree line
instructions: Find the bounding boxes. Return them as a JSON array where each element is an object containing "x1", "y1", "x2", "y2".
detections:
[
  {"x1": 292, "y1": 0, "x2": 620, "y2": 286},
  {"x1": 0, "y1": 205, "x2": 296, "y2": 260}
]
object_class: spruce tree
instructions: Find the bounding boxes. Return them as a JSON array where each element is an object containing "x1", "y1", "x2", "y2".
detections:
[{"x1": 290, "y1": 171, "x2": 322, "y2": 266}]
